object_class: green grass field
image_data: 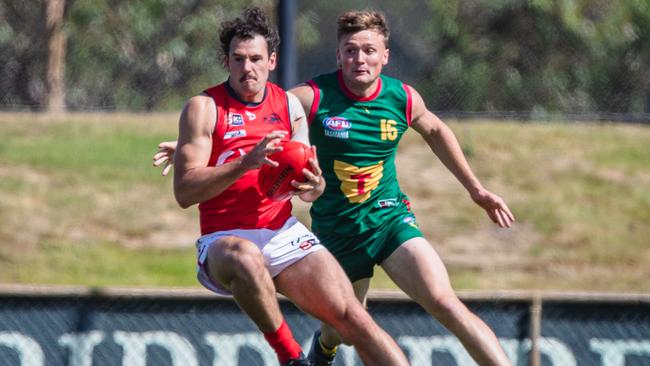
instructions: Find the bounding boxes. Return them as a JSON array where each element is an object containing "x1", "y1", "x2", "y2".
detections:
[{"x1": 1, "y1": 112, "x2": 649, "y2": 292}]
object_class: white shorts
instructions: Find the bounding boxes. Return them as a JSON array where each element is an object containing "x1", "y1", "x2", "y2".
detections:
[{"x1": 195, "y1": 216, "x2": 324, "y2": 296}]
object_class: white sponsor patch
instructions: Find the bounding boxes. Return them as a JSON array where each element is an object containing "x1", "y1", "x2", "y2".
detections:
[
  {"x1": 323, "y1": 116, "x2": 351, "y2": 139},
  {"x1": 224, "y1": 130, "x2": 246, "y2": 140},
  {"x1": 228, "y1": 113, "x2": 245, "y2": 126},
  {"x1": 403, "y1": 215, "x2": 415, "y2": 224},
  {"x1": 378, "y1": 198, "x2": 398, "y2": 208},
  {"x1": 324, "y1": 130, "x2": 349, "y2": 139}
]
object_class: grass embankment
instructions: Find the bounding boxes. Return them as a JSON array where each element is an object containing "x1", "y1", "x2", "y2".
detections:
[{"x1": 1, "y1": 113, "x2": 648, "y2": 292}]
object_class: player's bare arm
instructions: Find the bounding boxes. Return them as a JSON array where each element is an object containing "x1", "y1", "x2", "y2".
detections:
[
  {"x1": 152, "y1": 91, "x2": 321, "y2": 197},
  {"x1": 408, "y1": 85, "x2": 515, "y2": 228},
  {"x1": 173, "y1": 94, "x2": 284, "y2": 208},
  {"x1": 285, "y1": 90, "x2": 324, "y2": 202},
  {"x1": 288, "y1": 83, "x2": 315, "y2": 120}
]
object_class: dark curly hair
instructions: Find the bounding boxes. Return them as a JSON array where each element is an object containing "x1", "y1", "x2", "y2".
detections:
[{"x1": 219, "y1": 7, "x2": 280, "y2": 63}]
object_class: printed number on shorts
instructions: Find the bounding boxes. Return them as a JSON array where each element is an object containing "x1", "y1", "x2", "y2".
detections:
[{"x1": 334, "y1": 160, "x2": 383, "y2": 203}]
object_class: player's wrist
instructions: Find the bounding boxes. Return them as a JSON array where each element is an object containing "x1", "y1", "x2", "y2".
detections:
[
  {"x1": 235, "y1": 155, "x2": 258, "y2": 172},
  {"x1": 468, "y1": 185, "x2": 489, "y2": 202},
  {"x1": 464, "y1": 180, "x2": 484, "y2": 196},
  {"x1": 298, "y1": 189, "x2": 321, "y2": 202}
]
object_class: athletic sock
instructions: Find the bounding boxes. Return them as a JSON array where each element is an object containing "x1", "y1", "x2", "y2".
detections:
[{"x1": 263, "y1": 319, "x2": 302, "y2": 364}]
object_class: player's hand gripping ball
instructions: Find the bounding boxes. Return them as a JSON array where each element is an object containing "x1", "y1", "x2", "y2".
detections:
[{"x1": 258, "y1": 140, "x2": 314, "y2": 201}]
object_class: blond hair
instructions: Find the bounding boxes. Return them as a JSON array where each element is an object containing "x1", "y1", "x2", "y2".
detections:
[{"x1": 337, "y1": 10, "x2": 389, "y2": 46}]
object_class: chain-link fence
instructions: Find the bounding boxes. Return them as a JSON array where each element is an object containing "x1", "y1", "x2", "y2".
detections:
[
  {"x1": 2, "y1": 0, "x2": 649, "y2": 120},
  {"x1": 297, "y1": 0, "x2": 650, "y2": 122},
  {"x1": 1, "y1": 287, "x2": 649, "y2": 365}
]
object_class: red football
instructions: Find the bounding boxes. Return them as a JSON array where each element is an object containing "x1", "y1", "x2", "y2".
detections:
[{"x1": 258, "y1": 140, "x2": 314, "y2": 201}]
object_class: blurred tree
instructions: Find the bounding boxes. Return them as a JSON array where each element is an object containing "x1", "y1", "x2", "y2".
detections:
[
  {"x1": 44, "y1": 0, "x2": 67, "y2": 112},
  {"x1": 0, "y1": 0, "x2": 73, "y2": 110},
  {"x1": 421, "y1": 0, "x2": 650, "y2": 117},
  {"x1": 297, "y1": 0, "x2": 650, "y2": 118},
  {"x1": 0, "y1": 0, "x2": 274, "y2": 111},
  {"x1": 586, "y1": 0, "x2": 650, "y2": 115},
  {"x1": 64, "y1": 0, "x2": 276, "y2": 110},
  {"x1": 1, "y1": 0, "x2": 649, "y2": 115}
]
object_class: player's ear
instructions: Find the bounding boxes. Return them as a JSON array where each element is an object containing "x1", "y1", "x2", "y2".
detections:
[
  {"x1": 268, "y1": 52, "x2": 277, "y2": 71},
  {"x1": 382, "y1": 48, "x2": 389, "y2": 66}
]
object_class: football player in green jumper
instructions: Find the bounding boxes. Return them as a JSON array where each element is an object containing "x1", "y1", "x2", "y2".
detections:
[{"x1": 290, "y1": 9, "x2": 514, "y2": 366}]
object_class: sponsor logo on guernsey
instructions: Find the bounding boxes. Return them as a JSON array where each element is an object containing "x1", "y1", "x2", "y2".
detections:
[
  {"x1": 378, "y1": 198, "x2": 398, "y2": 208},
  {"x1": 263, "y1": 113, "x2": 281, "y2": 124},
  {"x1": 403, "y1": 215, "x2": 419, "y2": 228},
  {"x1": 323, "y1": 116, "x2": 351, "y2": 139},
  {"x1": 245, "y1": 111, "x2": 256, "y2": 121},
  {"x1": 228, "y1": 113, "x2": 245, "y2": 126},
  {"x1": 224, "y1": 129, "x2": 246, "y2": 140}
]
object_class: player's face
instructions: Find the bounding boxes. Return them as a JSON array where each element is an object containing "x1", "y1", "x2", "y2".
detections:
[
  {"x1": 336, "y1": 30, "x2": 389, "y2": 94},
  {"x1": 226, "y1": 35, "x2": 277, "y2": 103}
]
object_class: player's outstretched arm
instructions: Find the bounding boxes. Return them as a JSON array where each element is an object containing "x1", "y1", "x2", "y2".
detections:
[{"x1": 408, "y1": 85, "x2": 515, "y2": 228}]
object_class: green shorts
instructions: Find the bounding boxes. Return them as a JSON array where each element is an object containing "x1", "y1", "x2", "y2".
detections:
[{"x1": 315, "y1": 213, "x2": 423, "y2": 282}]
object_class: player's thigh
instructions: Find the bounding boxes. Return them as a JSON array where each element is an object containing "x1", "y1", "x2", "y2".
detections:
[
  {"x1": 381, "y1": 237, "x2": 456, "y2": 304},
  {"x1": 274, "y1": 249, "x2": 357, "y2": 321}
]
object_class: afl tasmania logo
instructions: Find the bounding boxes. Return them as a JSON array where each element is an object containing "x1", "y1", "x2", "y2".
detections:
[{"x1": 323, "y1": 117, "x2": 351, "y2": 139}]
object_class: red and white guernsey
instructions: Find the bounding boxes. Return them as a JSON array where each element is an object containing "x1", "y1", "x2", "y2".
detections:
[{"x1": 199, "y1": 81, "x2": 292, "y2": 235}]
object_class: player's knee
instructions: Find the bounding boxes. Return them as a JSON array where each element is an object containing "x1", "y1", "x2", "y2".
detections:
[
  {"x1": 329, "y1": 302, "x2": 372, "y2": 337},
  {"x1": 208, "y1": 240, "x2": 264, "y2": 280},
  {"x1": 322, "y1": 302, "x2": 349, "y2": 326},
  {"x1": 428, "y1": 294, "x2": 467, "y2": 321}
]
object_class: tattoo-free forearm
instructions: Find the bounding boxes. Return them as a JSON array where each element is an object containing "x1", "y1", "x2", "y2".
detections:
[
  {"x1": 427, "y1": 124, "x2": 483, "y2": 195},
  {"x1": 173, "y1": 158, "x2": 247, "y2": 208}
]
